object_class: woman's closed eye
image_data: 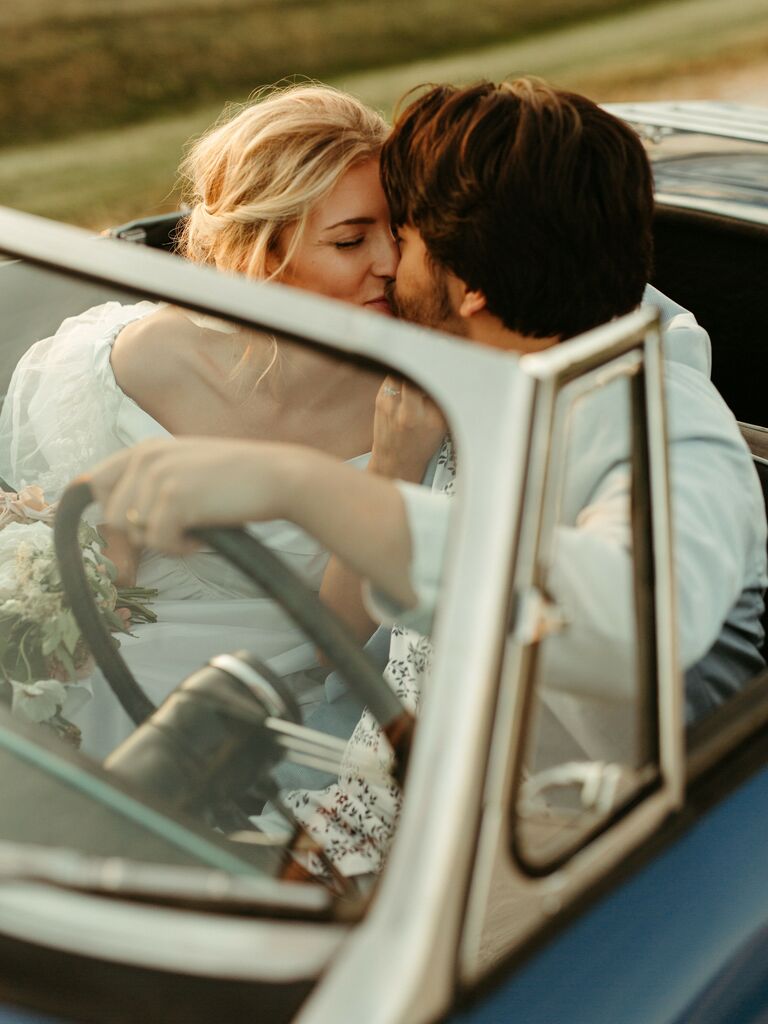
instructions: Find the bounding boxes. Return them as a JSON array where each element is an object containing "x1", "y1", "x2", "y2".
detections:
[{"x1": 334, "y1": 236, "x2": 364, "y2": 250}]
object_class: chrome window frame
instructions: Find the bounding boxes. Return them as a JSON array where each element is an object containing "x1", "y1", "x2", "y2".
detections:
[
  {"x1": 456, "y1": 310, "x2": 684, "y2": 988},
  {"x1": 511, "y1": 350, "x2": 659, "y2": 875}
]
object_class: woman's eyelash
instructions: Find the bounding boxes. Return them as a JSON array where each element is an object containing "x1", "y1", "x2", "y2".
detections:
[{"x1": 334, "y1": 237, "x2": 364, "y2": 250}]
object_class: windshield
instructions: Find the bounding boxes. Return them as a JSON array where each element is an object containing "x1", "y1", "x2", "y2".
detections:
[{"x1": 0, "y1": 250, "x2": 455, "y2": 913}]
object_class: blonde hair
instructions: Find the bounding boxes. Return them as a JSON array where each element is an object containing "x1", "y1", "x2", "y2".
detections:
[{"x1": 177, "y1": 84, "x2": 389, "y2": 280}]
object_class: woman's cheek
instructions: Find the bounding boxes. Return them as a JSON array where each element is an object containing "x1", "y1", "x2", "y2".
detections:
[{"x1": 329, "y1": 256, "x2": 366, "y2": 304}]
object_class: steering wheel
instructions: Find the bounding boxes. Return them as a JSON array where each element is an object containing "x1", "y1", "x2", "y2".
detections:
[{"x1": 54, "y1": 481, "x2": 414, "y2": 859}]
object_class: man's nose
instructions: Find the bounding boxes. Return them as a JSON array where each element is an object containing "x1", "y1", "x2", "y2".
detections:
[{"x1": 372, "y1": 230, "x2": 400, "y2": 278}]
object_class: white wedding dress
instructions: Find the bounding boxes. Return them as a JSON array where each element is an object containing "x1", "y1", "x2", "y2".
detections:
[{"x1": 0, "y1": 301, "x2": 369, "y2": 758}]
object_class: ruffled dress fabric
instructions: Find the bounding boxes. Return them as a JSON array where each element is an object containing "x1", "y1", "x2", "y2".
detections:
[{"x1": 0, "y1": 302, "x2": 367, "y2": 757}]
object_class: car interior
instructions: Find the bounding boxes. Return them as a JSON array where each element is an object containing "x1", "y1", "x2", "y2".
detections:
[{"x1": 652, "y1": 205, "x2": 766, "y2": 429}]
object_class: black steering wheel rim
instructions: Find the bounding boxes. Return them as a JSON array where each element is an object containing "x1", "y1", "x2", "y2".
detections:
[{"x1": 54, "y1": 480, "x2": 412, "y2": 757}]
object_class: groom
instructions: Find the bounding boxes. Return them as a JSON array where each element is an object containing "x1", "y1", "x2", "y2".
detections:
[
  {"x1": 310, "y1": 76, "x2": 764, "y2": 758},
  {"x1": 373, "y1": 77, "x2": 766, "y2": 722}
]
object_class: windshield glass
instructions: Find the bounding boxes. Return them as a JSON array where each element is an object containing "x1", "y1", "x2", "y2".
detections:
[{"x1": 0, "y1": 251, "x2": 455, "y2": 909}]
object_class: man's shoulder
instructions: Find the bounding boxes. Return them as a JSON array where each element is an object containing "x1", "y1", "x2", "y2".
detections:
[
  {"x1": 664, "y1": 361, "x2": 766, "y2": 554},
  {"x1": 665, "y1": 360, "x2": 747, "y2": 450}
]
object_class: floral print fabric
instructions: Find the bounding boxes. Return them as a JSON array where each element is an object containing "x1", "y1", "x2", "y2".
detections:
[{"x1": 283, "y1": 438, "x2": 456, "y2": 877}]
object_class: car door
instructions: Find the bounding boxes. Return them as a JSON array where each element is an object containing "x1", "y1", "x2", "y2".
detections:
[
  {"x1": 297, "y1": 298, "x2": 681, "y2": 1024},
  {"x1": 448, "y1": 306, "x2": 768, "y2": 1023}
]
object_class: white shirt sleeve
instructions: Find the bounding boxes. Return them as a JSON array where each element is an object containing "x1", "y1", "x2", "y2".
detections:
[
  {"x1": 365, "y1": 363, "x2": 764, "y2": 722},
  {"x1": 363, "y1": 483, "x2": 451, "y2": 634},
  {"x1": 534, "y1": 364, "x2": 764, "y2": 706}
]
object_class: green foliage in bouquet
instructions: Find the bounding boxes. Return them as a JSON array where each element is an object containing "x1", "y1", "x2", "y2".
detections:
[{"x1": 0, "y1": 491, "x2": 156, "y2": 743}]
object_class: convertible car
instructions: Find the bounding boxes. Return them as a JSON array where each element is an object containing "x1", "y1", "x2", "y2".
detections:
[{"x1": 0, "y1": 101, "x2": 765, "y2": 1024}]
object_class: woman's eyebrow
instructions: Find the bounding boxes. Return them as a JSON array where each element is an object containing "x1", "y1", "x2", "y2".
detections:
[{"x1": 322, "y1": 216, "x2": 375, "y2": 231}]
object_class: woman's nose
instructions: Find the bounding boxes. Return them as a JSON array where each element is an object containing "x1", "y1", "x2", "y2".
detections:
[{"x1": 372, "y1": 230, "x2": 400, "y2": 279}]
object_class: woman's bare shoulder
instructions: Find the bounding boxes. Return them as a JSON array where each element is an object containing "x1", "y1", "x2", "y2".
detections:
[{"x1": 111, "y1": 306, "x2": 202, "y2": 399}]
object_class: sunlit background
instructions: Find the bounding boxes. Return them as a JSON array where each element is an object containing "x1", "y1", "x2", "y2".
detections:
[{"x1": 1, "y1": 0, "x2": 766, "y2": 230}]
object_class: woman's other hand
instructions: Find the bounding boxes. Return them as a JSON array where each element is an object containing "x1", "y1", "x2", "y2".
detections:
[{"x1": 369, "y1": 376, "x2": 446, "y2": 483}]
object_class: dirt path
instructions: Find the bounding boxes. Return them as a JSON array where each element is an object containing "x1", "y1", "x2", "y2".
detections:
[
  {"x1": 580, "y1": 42, "x2": 768, "y2": 105},
  {"x1": 334, "y1": 0, "x2": 768, "y2": 109}
]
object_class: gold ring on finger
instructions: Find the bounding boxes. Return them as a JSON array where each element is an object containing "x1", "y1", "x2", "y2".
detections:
[{"x1": 125, "y1": 507, "x2": 146, "y2": 530}]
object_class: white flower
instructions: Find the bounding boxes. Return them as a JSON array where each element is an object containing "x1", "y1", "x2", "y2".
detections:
[
  {"x1": 0, "y1": 521, "x2": 53, "y2": 561},
  {"x1": 10, "y1": 678, "x2": 67, "y2": 724},
  {"x1": 0, "y1": 557, "x2": 17, "y2": 596},
  {"x1": 19, "y1": 587, "x2": 63, "y2": 624},
  {"x1": 0, "y1": 522, "x2": 54, "y2": 597}
]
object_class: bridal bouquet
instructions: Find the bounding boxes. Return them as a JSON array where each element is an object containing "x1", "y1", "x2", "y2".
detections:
[{"x1": 0, "y1": 486, "x2": 156, "y2": 745}]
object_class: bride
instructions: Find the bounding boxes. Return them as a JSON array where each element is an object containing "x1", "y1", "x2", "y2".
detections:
[{"x1": 0, "y1": 84, "x2": 445, "y2": 756}]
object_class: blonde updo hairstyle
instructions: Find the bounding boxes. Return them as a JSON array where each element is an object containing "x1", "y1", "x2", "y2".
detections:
[{"x1": 178, "y1": 84, "x2": 389, "y2": 280}]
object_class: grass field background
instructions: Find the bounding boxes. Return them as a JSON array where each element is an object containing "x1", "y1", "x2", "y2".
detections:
[
  {"x1": 0, "y1": 0, "x2": 657, "y2": 149},
  {"x1": 1, "y1": 0, "x2": 767, "y2": 229}
]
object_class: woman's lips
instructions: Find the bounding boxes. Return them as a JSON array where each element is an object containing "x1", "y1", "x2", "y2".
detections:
[{"x1": 365, "y1": 297, "x2": 393, "y2": 315}]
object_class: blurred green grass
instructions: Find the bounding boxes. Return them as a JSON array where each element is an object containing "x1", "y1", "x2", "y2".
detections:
[
  {"x1": 0, "y1": 0, "x2": 656, "y2": 149},
  {"x1": 1, "y1": 0, "x2": 767, "y2": 228}
]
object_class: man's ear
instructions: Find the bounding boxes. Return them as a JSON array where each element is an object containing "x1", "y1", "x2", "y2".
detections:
[{"x1": 458, "y1": 287, "x2": 488, "y2": 319}]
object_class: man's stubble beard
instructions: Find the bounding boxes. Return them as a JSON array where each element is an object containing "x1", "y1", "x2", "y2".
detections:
[{"x1": 385, "y1": 268, "x2": 468, "y2": 338}]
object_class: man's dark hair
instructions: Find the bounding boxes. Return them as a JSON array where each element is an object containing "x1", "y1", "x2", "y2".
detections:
[{"x1": 380, "y1": 78, "x2": 654, "y2": 339}]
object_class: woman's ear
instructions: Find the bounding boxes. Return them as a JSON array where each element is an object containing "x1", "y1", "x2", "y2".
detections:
[
  {"x1": 458, "y1": 287, "x2": 488, "y2": 319},
  {"x1": 264, "y1": 227, "x2": 288, "y2": 279},
  {"x1": 264, "y1": 249, "x2": 281, "y2": 279}
]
